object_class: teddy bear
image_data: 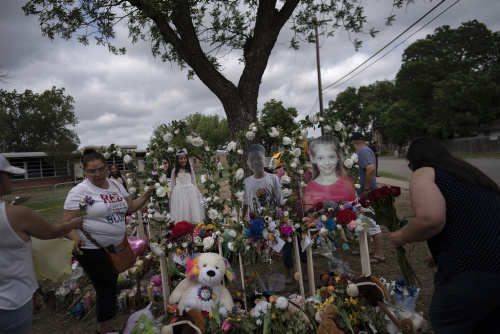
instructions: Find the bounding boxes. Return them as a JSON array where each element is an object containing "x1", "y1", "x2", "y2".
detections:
[
  {"x1": 347, "y1": 275, "x2": 415, "y2": 333},
  {"x1": 322, "y1": 201, "x2": 338, "y2": 219},
  {"x1": 169, "y1": 252, "x2": 236, "y2": 315},
  {"x1": 315, "y1": 304, "x2": 343, "y2": 334},
  {"x1": 161, "y1": 307, "x2": 205, "y2": 334}
]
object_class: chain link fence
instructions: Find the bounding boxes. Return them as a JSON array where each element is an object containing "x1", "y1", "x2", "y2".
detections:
[{"x1": 0, "y1": 182, "x2": 77, "y2": 206}]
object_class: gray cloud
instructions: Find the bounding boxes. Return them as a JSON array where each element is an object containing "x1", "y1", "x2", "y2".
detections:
[{"x1": 1, "y1": 0, "x2": 499, "y2": 149}]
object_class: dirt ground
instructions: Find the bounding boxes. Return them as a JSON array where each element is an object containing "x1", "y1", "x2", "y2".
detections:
[{"x1": 31, "y1": 182, "x2": 435, "y2": 334}]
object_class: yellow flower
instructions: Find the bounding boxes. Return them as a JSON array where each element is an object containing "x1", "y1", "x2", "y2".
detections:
[
  {"x1": 204, "y1": 224, "x2": 216, "y2": 231},
  {"x1": 80, "y1": 198, "x2": 85, "y2": 203},
  {"x1": 272, "y1": 312, "x2": 276, "y2": 319},
  {"x1": 237, "y1": 292, "x2": 242, "y2": 298},
  {"x1": 208, "y1": 313, "x2": 214, "y2": 319},
  {"x1": 176, "y1": 249, "x2": 183, "y2": 255},
  {"x1": 226, "y1": 317, "x2": 232, "y2": 322},
  {"x1": 350, "y1": 297, "x2": 358, "y2": 305},
  {"x1": 335, "y1": 276, "x2": 341, "y2": 283}
]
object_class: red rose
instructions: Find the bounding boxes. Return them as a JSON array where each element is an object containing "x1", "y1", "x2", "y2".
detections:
[
  {"x1": 249, "y1": 213, "x2": 256, "y2": 220},
  {"x1": 359, "y1": 197, "x2": 369, "y2": 208},
  {"x1": 171, "y1": 221, "x2": 195, "y2": 239},
  {"x1": 379, "y1": 186, "x2": 390, "y2": 196},
  {"x1": 336, "y1": 209, "x2": 357, "y2": 224},
  {"x1": 367, "y1": 189, "x2": 382, "y2": 202},
  {"x1": 391, "y1": 186, "x2": 401, "y2": 197}
]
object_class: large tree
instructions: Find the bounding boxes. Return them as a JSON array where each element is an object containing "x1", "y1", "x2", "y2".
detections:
[
  {"x1": 0, "y1": 86, "x2": 79, "y2": 152},
  {"x1": 23, "y1": 0, "x2": 412, "y2": 139},
  {"x1": 257, "y1": 99, "x2": 298, "y2": 155},
  {"x1": 396, "y1": 20, "x2": 500, "y2": 139}
]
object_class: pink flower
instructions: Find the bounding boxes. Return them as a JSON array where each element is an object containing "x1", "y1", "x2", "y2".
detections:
[
  {"x1": 347, "y1": 220, "x2": 357, "y2": 231},
  {"x1": 221, "y1": 320, "x2": 232, "y2": 332},
  {"x1": 280, "y1": 225, "x2": 294, "y2": 236}
]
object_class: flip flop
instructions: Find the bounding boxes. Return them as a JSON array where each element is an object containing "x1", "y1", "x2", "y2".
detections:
[{"x1": 372, "y1": 256, "x2": 386, "y2": 263}]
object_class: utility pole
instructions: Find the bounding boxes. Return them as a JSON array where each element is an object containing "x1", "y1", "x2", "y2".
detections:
[{"x1": 315, "y1": 21, "x2": 331, "y2": 135}]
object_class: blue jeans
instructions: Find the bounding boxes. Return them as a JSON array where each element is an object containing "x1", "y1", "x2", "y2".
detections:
[{"x1": 0, "y1": 298, "x2": 33, "y2": 334}]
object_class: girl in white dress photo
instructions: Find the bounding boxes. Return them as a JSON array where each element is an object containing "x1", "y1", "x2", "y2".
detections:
[{"x1": 169, "y1": 148, "x2": 205, "y2": 223}]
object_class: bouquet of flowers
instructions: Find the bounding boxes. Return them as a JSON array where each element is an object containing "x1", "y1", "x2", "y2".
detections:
[
  {"x1": 79, "y1": 196, "x2": 95, "y2": 216},
  {"x1": 360, "y1": 186, "x2": 420, "y2": 286}
]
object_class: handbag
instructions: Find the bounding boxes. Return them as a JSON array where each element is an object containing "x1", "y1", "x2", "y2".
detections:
[{"x1": 81, "y1": 229, "x2": 136, "y2": 274}]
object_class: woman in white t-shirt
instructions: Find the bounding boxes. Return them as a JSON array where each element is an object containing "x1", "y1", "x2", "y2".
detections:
[{"x1": 63, "y1": 148, "x2": 153, "y2": 334}]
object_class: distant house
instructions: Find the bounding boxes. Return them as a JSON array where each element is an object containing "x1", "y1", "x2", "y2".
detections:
[{"x1": 475, "y1": 119, "x2": 500, "y2": 139}]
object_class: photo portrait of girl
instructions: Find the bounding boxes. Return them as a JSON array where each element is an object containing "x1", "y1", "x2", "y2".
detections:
[
  {"x1": 302, "y1": 134, "x2": 356, "y2": 211},
  {"x1": 169, "y1": 148, "x2": 205, "y2": 223}
]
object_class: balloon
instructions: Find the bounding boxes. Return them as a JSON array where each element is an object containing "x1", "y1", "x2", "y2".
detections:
[{"x1": 128, "y1": 236, "x2": 148, "y2": 257}]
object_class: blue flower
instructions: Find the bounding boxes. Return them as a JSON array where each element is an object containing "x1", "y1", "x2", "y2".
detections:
[
  {"x1": 249, "y1": 219, "x2": 264, "y2": 240},
  {"x1": 326, "y1": 219, "x2": 336, "y2": 231},
  {"x1": 342, "y1": 243, "x2": 350, "y2": 251}
]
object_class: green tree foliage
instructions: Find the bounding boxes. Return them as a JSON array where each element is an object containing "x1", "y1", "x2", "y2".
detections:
[
  {"x1": 256, "y1": 99, "x2": 298, "y2": 155},
  {"x1": 396, "y1": 20, "x2": 500, "y2": 139},
  {"x1": 23, "y1": 0, "x2": 413, "y2": 140},
  {"x1": 0, "y1": 86, "x2": 79, "y2": 152}
]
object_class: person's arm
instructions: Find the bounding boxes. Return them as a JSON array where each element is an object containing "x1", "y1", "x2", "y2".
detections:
[
  {"x1": 125, "y1": 186, "x2": 153, "y2": 214},
  {"x1": 170, "y1": 169, "x2": 177, "y2": 199},
  {"x1": 190, "y1": 169, "x2": 196, "y2": 186},
  {"x1": 388, "y1": 167, "x2": 446, "y2": 248},
  {"x1": 6, "y1": 205, "x2": 83, "y2": 242},
  {"x1": 242, "y1": 204, "x2": 249, "y2": 223},
  {"x1": 63, "y1": 209, "x2": 86, "y2": 251},
  {"x1": 360, "y1": 163, "x2": 376, "y2": 197}
]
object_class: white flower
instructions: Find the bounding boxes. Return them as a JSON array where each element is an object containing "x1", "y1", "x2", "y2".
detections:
[
  {"x1": 283, "y1": 210, "x2": 289, "y2": 217},
  {"x1": 227, "y1": 141, "x2": 237, "y2": 152},
  {"x1": 144, "y1": 186, "x2": 150, "y2": 193},
  {"x1": 150, "y1": 242, "x2": 165, "y2": 257},
  {"x1": 263, "y1": 229, "x2": 269, "y2": 240},
  {"x1": 116, "y1": 150, "x2": 122, "y2": 157},
  {"x1": 246, "y1": 131, "x2": 256, "y2": 140},
  {"x1": 228, "y1": 242, "x2": 234, "y2": 251},
  {"x1": 319, "y1": 117, "x2": 324, "y2": 122},
  {"x1": 174, "y1": 129, "x2": 179, "y2": 134},
  {"x1": 236, "y1": 190, "x2": 244, "y2": 202},
  {"x1": 340, "y1": 142, "x2": 345, "y2": 148},
  {"x1": 163, "y1": 132, "x2": 173, "y2": 142},
  {"x1": 153, "y1": 211, "x2": 165, "y2": 221},
  {"x1": 167, "y1": 147, "x2": 174, "y2": 153},
  {"x1": 294, "y1": 223, "x2": 300, "y2": 228},
  {"x1": 292, "y1": 148, "x2": 301, "y2": 157},
  {"x1": 154, "y1": 182, "x2": 160, "y2": 189},
  {"x1": 156, "y1": 187, "x2": 167, "y2": 198},
  {"x1": 248, "y1": 123, "x2": 255, "y2": 129},
  {"x1": 276, "y1": 297, "x2": 289, "y2": 310},
  {"x1": 300, "y1": 181, "x2": 307, "y2": 188},
  {"x1": 193, "y1": 236, "x2": 203, "y2": 246},
  {"x1": 185, "y1": 135, "x2": 193, "y2": 144},
  {"x1": 337, "y1": 224, "x2": 343, "y2": 230},
  {"x1": 127, "y1": 178, "x2": 132, "y2": 185},
  {"x1": 252, "y1": 126, "x2": 257, "y2": 132},
  {"x1": 334, "y1": 121, "x2": 343, "y2": 131},
  {"x1": 268, "y1": 127, "x2": 279, "y2": 138},
  {"x1": 309, "y1": 114, "x2": 318, "y2": 124},
  {"x1": 103, "y1": 152, "x2": 111, "y2": 159},
  {"x1": 283, "y1": 188, "x2": 293, "y2": 197},
  {"x1": 300, "y1": 128, "x2": 308, "y2": 139},
  {"x1": 234, "y1": 168, "x2": 245, "y2": 181},
  {"x1": 256, "y1": 319, "x2": 262, "y2": 326},
  {"x1": 215, "y1": 230, "x2": 221, "y2": 236},
  {"x1": 281, "y1": 175, "x2": 291, "y2": 184},
  {"x1": 351, "y1": 153, "x2": 358, "y2": 163},
  {"x1": 237, "y1": 149, "x2": 243, "y2": 155},
  {"x1": 204, "y1": 146, "x2": 210, "y2": 152},
  {"x1": 324, "y1": 125, "x2": 332, "y2": 132},
  {"x1": 344, "y1": 158, "x2": 354, "y2": 169},
  {"x1": 191, "y1": 137, "x2": 203, "y2": 147},
  {"x1": 290, "y1": 162, "x2": 297, "y2": 168},
  {"x1": 213, "y1": 196, "x2": 219, "y2": 202},
  {"x1": 159, "y1": 174, "x2": 167, "y2": 183},
  {"x1": 245, "y1": 245, "x2": 250, "y2": 251},
  {"x1": 148, "y1": 208, "x2": 155, "y2": 214},
  {"x1": 123, "y1": 154, "x2": 133, "y2": 164},
  {"x1": 203, "y1": 237, "x2": 215, "y2": 250},
  {"x1": 268, "y1": 221, "x2": 277, "y2": 232},
  {"x1": 145, "y1": 152, "x2": 151, "y2": 158},
  {"x1": 298, "y1": 168, "x2": 304, "y2": 175},
  {"x1": 344, "y1": 147, "x2": 350, "y2": 155},
  {"x1": 182, "y1": 242, "x2": 188, "y2": 248},
  {"x1": 200, "y1": 175, "x2": 206, "y2": 184},
  {"x1": 228, "y1": 229, "x2": 237, "y2": 238},
  {"x1": 208, "y1": 208, "x2": 219, "y2": 220},
  {"x1": 355, "y1": 183, "x2": 361, "y2": 189},
  {"x1": 167, "y1": 243, "x2": 173, "y2": 249},
  {"x1": 128, "y1": 187, "x2": 136, "y2": 195},
  {"x1": 282, "y1": 136, "x2": 292, "y2": 146},
  {"x1": 319, "y1": 227, "x2": 328, "y2": 236}
]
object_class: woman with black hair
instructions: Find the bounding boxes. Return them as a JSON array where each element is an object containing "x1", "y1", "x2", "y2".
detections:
[
  {"x1": 169, "y1": 148, "x2": 204, "y2": 223},
  {"x1": 161, "y1": 157, "x2": 172, "y2": 179},
  {"x1": 388, "y1": 137, "x2": 500, "y2": 333},
  {"x1": 108, "y1": 163, "x2": 127, "y2": 191},
  {"x1": 63, "y1": 148, "x2": 153, "y2": 334}
]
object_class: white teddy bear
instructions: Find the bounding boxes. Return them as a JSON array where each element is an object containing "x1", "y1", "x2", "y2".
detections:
[{"x1": 169, "y1": 252, "x2": 236, "y2": 315}]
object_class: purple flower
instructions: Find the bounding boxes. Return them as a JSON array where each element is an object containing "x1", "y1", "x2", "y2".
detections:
[
  {"x1": 280, "y1": 225, "x2": 293, "y2": 236},
  {"x1": 152, "y1": 170, "x2": 158, "y2": 176},
  {"x1": 84, "y1": 196, "x2": 95, "y2": 206}
]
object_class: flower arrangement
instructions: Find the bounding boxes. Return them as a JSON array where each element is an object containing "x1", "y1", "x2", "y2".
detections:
[
  {"x1": 361, "y1": 186, "x2": 420, "y2": 287},
  {"x1": 79, "y1": 196, "x2": 95, "y2": 216}
]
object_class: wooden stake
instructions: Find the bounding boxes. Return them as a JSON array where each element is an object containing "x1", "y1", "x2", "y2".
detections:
[
  {"x1": 136, "y1": 210, "x2": 146, "y2": 239},
  {"x1": 160, "y1": 252, "x2": 170, "y2": 312},
  {"x1": 306, "y1": 230, "x2": 315, "y2": 297},
  {"x1": 293, "y1": 235, "x2": 305, "y2": 298},
  {"x1": 238, "y1": 253, "x2": 247, "y2": 312},
  {"x1": 359, "y1": 230, "x2": 371, "y2": 276}
]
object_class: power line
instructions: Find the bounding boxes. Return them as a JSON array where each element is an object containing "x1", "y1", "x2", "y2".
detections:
[
  {"x1": 321, "y1": 0, "x2": 448, "y2": 92},
  {"x1": 322, "y1": 0, "x2": 460, "y2": 95}
]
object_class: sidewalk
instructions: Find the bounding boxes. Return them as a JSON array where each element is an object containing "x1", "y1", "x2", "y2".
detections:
[{"x1": 376, "y1": 177, "x2": 409, "y2": 190}]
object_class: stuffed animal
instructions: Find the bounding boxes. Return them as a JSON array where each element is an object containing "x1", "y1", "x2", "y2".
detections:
[
  {"x1": 315, "y1": 304, "x2": 343, "y2": 334},
  {"x1": 275, "y1": 296, "x2": 311, "y2": 326},
  {"x1": 347, "y1": 275, "x2": 415, "y2": 333},
  {"x1": 302, "y1": 207, "x2": 320, "y2": 228},
  {"x1": 150, "y1": 274, "x2": 162, "y2": 296},
  {"x1": 161, "y1": 307, "x2": 205, "y2": 334},
  {"x1": 169, "y1": 253, "x2": 236, "y2": 315},
  {"x1": 322, "y1": 201, "x2": 338, "y2": 219}
]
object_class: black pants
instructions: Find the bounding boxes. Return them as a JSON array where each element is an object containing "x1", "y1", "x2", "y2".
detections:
[
  {"x1": 430, "y1": 270, "x2": 500, "y2": 333},
  {"x1": 75, "y1": 248, "x2": 118, "y2": 322},
  {"x1": 282, "y1": 239, "x2": 307, "y2": 269}
]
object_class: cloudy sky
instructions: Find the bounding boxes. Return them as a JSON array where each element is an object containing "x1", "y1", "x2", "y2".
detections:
[{"x1": 1, "y1": 0, "x2": 499, "y2": 150}]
